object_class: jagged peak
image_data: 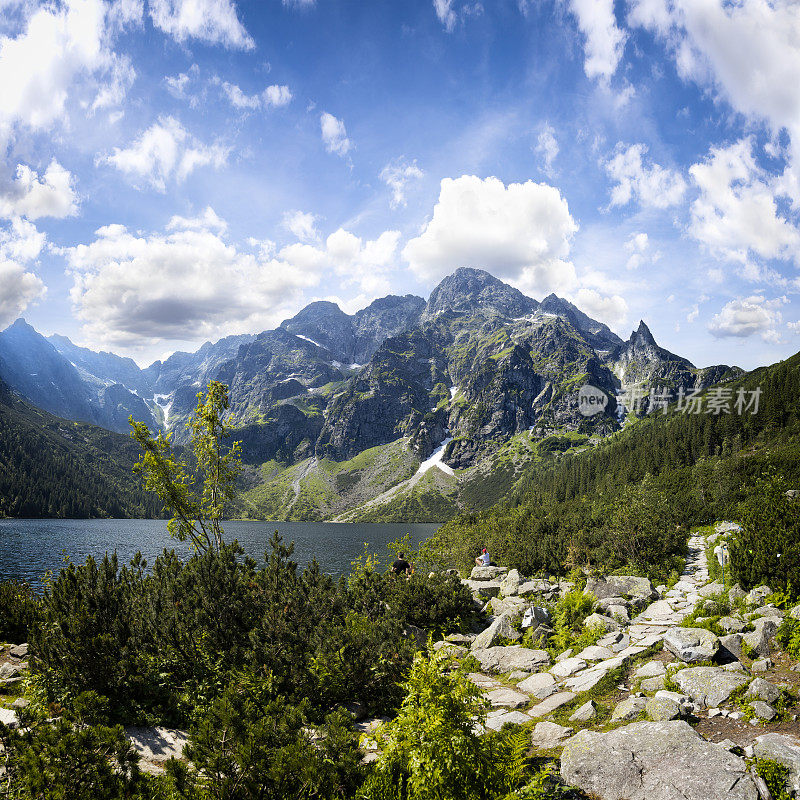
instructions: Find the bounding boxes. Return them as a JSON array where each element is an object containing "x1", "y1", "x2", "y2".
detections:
[{"x1": 631, "y1": 320, "x2": 657, "y2": 347}]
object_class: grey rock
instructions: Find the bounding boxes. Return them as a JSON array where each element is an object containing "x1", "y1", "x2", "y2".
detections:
[
  {"x1": 698, "y1": 582, "x2": 726, "y2": 597},
  {"x1": 640, "y1": 676, "x2": 666, "y2": 693},
  {"x1": 673, "y1": 667, "x2": 751, "y2": 708},
  {"x1": 484, "y1": 710, "x2": 532, "y2": 732},
  {"x1": 645, "y1": 696, "x2": 681, "y2": 721},
  {"x1": 578, "y1": 644, "x2": 615, "y2": 661},
  {"x1": 521, "y1": 605, "x2": 552, "y2": 629},
  {"x1": 719, "y1": 633, "x2": 745, "y2": 662},
  {"x1": 517, "y1": 672, "x2": 557, "y2": 699},
  {"x1": 445, "y1": 632, "x2": 476, "y2": 645},
  {"x1": 8, "y1": 644, "x2": 28, "y2": 659},
  {"x1": 569, "y1": 700, "x2": 596, "y2": 723},
  {"x1": 125, "y1": 727, "x2": 189, "y2": 776},
  {"x1": 611, "y1": 696, "x2": 647, "y2": 723},
  {"x1": 10, "y1": 697, "x2": 28, "y2": 709},
  {"x1": 471, "y1": 612, "x2": 521, "y2": 650},
  {"x1": 596, "y1": 595, "x2": 629, "y2": 612},
  {"x1": 747, "y1": 678, "x2": 782, "y2": 705},
  {"x1": 0, "y1": 662, "x2": 25, "y2": 680},
  {"x1": 719, "y1": 616, "x2": 745, "y2": 633},
  {"x1": 517, "y1": 578, "x2": 558, "y2": 597},
  {"x1": 750, "y1": 701, "x2": 776, "y2": 721},
  {"x1": 746, "y1": 586, "x2": 773, "y2": 606},
  {"x1": 561, "y1": 721, "x2": 757, "y2": 800},
  {"x1": 508, "y1": 670, "x2": 529, "y2": 681},
  {"x1": 472, "y1": 645, "x2": 550, "y2": 674},
  {"x1": 528, "y1": 691, "x2": 577, "y2": 718},
  {"x1": 586, "y1": 575, "x2": 656, "y2": 601},
  {"x1": 531, "y1": 721, "x2": 573, "y2": 750},
  {"x1": 470, "y1": 565, "x2": 508, "y2": 581},
  {"x1": 499, "y1": 569, "x2": 521, "y2": 596},
  {"x1": 743, "y1": 617, "x2": 778, "y2": 657},
  {"x1": 484, "y1": 688, "x2": 530, "y2": 708},
  {"x1": 663, "y1": 627, "x2": 720, "y2": 663},
  {"x1": 464, "y1": 579, "x2": 502, "y2": 598},
  {"x1": 490, "y1": 595, "x2": 530, "y2": 619},
  {"x1": 790, "y1": 604, "x2": 800, "y2": 621},
  {"x1": 633, "y1": 661, "x2": 666, "y2": 680},
  {"x1": 751, "y1": 658, "x2": 771, "y2": 673},
  {"x1": 729, "y1": 584, "x2": 747, "y2": 604},
  {"x1": 550, "y1": 657, "x2": 587, "y2": 679},
  {"x1": 432, "y1": 641, "x2": 467, "y2": 656},
  {"x1": 753, "y1": 733, "x2": 800, "y2": 793}
]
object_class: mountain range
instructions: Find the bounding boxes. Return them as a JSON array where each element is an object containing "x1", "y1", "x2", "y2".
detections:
[{"x1": 0, "y1": 267, "x2": 743, "y2": 521}]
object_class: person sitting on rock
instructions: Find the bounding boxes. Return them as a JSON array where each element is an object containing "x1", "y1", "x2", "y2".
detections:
[
  {"x1": 475, "y1": 548, "x2": 491, "y2": 567},
  {"x1": 391, "y1": 552, "x2": 412, "y2": 576}
]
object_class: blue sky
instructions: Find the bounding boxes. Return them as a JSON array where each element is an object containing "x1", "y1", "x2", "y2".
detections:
[{"x1": 2, "y1": 0, "x2": 800, "y2": 370}]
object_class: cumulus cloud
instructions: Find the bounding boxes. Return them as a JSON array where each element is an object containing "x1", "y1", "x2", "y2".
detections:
[
  {"x1": 605, "y1": 143, "x2": 687, "y2": 208},
  {"x1": 0, "y1": 0, "x2": 138, "y2": 147},
  {"x1": 623, "y1": 231, "x2": 656, "y2": 270},
  {"x1": 403, "y1": 175, "x2": 578, "y2": 297},
  {"x1": 0, "y1": 217, "x2": 47, "y2": 328},
  {"x1": 320, "y1": 112, "x2": 351, "y2": 156},
  {"x1": 688, "y1": 138, "x2": 800, "y2": 270},
  {"x1": 380, "y1": 159, "x2": 424, "y2": 208},
  {"x1": 0, "y1": 161, "x2": 78, "y2": 220},
  {"x1": 432, "y1": 0, "x2": 482, "y2": 32},
  {"x1": 219, "y1": 80, "x2": 292, "y2": 110},
  {"x1": 97, "y1": 116, "x2": 229, "y2": 191},
  {"x1": 708, "y1": 295, "x2": 786, "y2": 342},
  {"x1": 282, "y1": 210, "x2": 319, "y2": 243},
  {"x1": 536, "y1": 124, "x2": 559, "y2": 177},
  {"x1": 64, "y1": 210, "x2": 402, "y2": 353},
  {"x1": 574, "y1": 287, "x2": 628, "y2": 325},
  {"x1": 149, "y1": 0, "x2": 253, "y2": 49},
  {"x1": 568, "y1": 0, "x2": 627, "y2": 82}
]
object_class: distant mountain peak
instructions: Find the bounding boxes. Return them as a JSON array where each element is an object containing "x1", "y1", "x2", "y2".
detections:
[
  {"x1": 632, "y1": 320, "x2": 657, "y2": 346},
  {"x1": 423, "y1": 267, "x2": 537, "y2": 320}
]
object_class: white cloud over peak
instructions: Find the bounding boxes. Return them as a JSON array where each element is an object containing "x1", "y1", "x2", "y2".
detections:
[
  {"x1": 403, "y1": 175, "x2": 578, "y2": 297},
  {"x1": 97, "y1": 116, "x2": 229, "y2": 190},
  {"x1": 0, "y1": 161, "x2": 79, "y2": 220},
  {"x1": 320, "y1": 112, "x2": 351, "y2": 157},
  {"x1": 0, "y1": 0, "x2": 138, "y2": 147},
  {"x1": 574, "y1": 287, "x2": 628, "y2": 326},
  {"x1": 708, "y1": 295, "x2": 786, "y2": 342},
  {"x1": 148, "y1": 0, "x2": 254, "y2": 49},
  {"x1": 688, "y1": 138, "x2": 800, "y2": 270},
  {"x1": 568, "y1": 0, "x2": 627, "y2": 82},
  {"x1": 0, "y1": 217, "x2": 47, "y2": 328},
  {"x1": 380, "y1": 159, "x2": 424, "y2": 208},
  {"x1": 604, "y1": 143, "x2": 687, "y2": 208}
]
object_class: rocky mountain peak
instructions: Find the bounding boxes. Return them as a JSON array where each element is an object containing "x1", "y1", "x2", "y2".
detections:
[
  {"x1": 422, "y1": 267, "x2": 538, "y2": 320},
  {"x1": 631, "y1": 320, "x2": 657, "y2": 348},
  {"x1": 536, "y1": 294, "x2": 623, "y2": 351}
]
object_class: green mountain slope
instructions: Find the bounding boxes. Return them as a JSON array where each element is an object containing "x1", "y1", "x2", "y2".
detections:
[
  {"x1": 0, "y1": 379, "x2": 162, "y2": 518},
  {"x1": 428, "y1": 350, "x2": 800, "y2": 577}
]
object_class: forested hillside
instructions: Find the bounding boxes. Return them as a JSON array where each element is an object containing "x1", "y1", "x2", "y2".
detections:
[
  {"x1": 0, "y1": 379, "x2": 162, "y2": 518},
  {"x1": 429, "y1": 350, "x2": 800, "y2": 579}
]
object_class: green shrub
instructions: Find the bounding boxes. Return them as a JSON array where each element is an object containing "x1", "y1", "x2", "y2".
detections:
[
  {"x1": 0, "y1": 579, "x2": 39, "y2": 643},
  {"x1": 776, "y1": 617, "x2": 800, "y2": 659},
  {"x1": 754, "y1": 758, "x2": 791, "y2": 800}
]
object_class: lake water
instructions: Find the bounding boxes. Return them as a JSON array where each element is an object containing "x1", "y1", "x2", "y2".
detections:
[{"x1": 0, "y1": 519, "x2": 441, "y2": 587}]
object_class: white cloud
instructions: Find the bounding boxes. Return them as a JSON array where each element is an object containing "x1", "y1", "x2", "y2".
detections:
[
  {"x1": 0, "y1": 217, "x2": 47, "y2": 327},
  {"x1": 0, "y1": 160, "x2": 78, "y2": 220},
  {"x1": 282, "y1": 210, "x2": 319, "y2": 243},
  {"x1": 166, "y1": 206, "x2": 227, "y2": 232},
  {"x1": 148, "y1": 0, "x2": 253, "y2": 49},
  {"x1": 688, "y1": 137, "x2": 800, "y2": 270},
  {"x1": 320, "y1": 112, "x2": 351, "y2": 156},
  {"x1": 536, "y1": 124, "x2": 559, "y2": 177},
  {"x1": 64, "y1": 210, "x2": 402, "y2": 354},
  {"x1": 604, "y1": 143, "x2": 687, "y2": 208},
  {"x1": 708, "y1": 295, "x2": 786, "y2": 342},
  {"x1": 403, "y1": 175, "x2": 578, "y2": 297},
  {"x1": 97, "y1": 116, "x2": 229, "y2": 191},
  {"x1": 623, "y1": 231, "x2": 649, "y2": 270},
  {"x1": 574, "y1": 287, "x2": 628, "y2": 325},
  {"x1": 0, "y1": 0, "x2": 137, "y2": 147},
  {"x1": 283, "y1": 0, "x2": 315, "y2": 7},
  {"x1": 687, "y1": 304, "x2": 699, "y2": 323},
  {"x1": 434, "y1": 0, "x2": 456, "y2": 31},
  {"x1": 380, "y1": 159, "x2": 424, "y2": 208},
  {"x1": 219, "y1": 80, "x2": 292, "y2": 110},
  {"x1": 0, "y1": 258, "x2": 46, "y2": 329},
  {"x1": 568, "y1": 0, "x2": 627, "y2": 82}
]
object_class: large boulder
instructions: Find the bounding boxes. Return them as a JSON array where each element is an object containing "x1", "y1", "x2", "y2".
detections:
[
  {"x1": 470, "y1": 565, "x2": 507, "y2": 581},
  {"x1": 746, "y1": 585, "x2": 772, "y2": 606},
  {"x1": 499, "y1": 569, "x2": 521, "y2": 596},
  {"x1": 583, "y1": 613, "x2": 622, "y2": 633},
  {"x1": 663, "y1": 627, "x2": 719, "y2": 663},
  {"x1": 560, "y1": 720, "x2": 758, "y2": 800},
  {"x1": 753, "y1": 733, "x2": 800, "y2": 794},
  {"x1": 471, "y1": 612, "x2": 521, "y2": 650},
  {"x1": 585, "y1": 575, "x2": 656, "y2": 601},
  {"x1": 464, "y1": 580, "x2": 502, "y2": 598},
  {"x1": 517, "y1": 672, "x2": 557, "y2": 699},
  {"x1": 746, "y1": 677, "x2": 782, "y2": 705},
  {"x1": 472, "y1": 645, "x2": 550, "y2": 674},
  {"x1": 490, "y1": 595, "x2": 530, "y2": 619},
  {"x1": 672, "y1": 667, "x2": 750, "y2": 708},
  {"x1": 743, "y1": 617, "x2": 778, "y2": 657},
  {"x1": 530, "y1": 721, "x2": 573, "y2": 750}
]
